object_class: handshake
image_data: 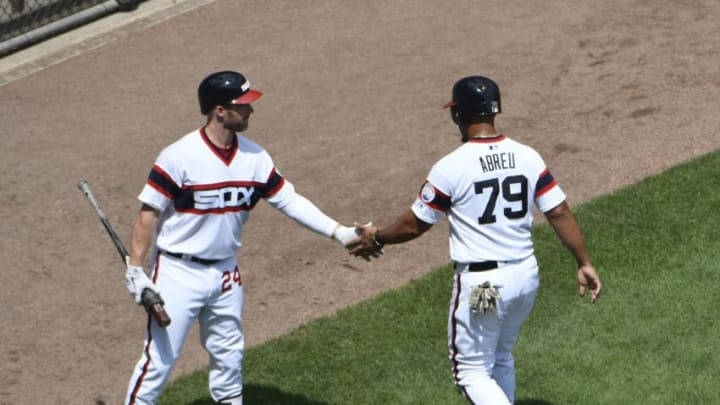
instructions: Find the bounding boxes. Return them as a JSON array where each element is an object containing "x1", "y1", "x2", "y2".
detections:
[{"x1": 332, "y1": 222, "x2": 386, "y2": 261}]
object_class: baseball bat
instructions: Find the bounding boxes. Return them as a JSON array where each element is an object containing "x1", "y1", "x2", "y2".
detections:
[{"x1": 77, "y1": 180, "x2": 171, "y2": 328}]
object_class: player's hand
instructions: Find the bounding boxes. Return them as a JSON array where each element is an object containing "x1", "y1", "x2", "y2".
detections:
[
  {"x1": 125, "y1": 265, "x2": 159, "y2": 305},
  {"x1": 333, "y1": 224, "x2": 362, "y2": 246},
  {"x1": 347, "y1": 222, "x2": 384, "y2": 260},
  {"x1": 576, "y1": 264, "x2": 601, "y2": 303},
  {"x1": 333, "y1": 223, "x2": 382, "y2": 261}
]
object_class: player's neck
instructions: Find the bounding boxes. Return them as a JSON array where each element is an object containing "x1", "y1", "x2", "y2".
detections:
[
  {"x1": 466, "y1": 122, "x2": 498, "y2": 138},
  {"x1": 203, "y1": 123, "x2": 235, "y2": 149}
]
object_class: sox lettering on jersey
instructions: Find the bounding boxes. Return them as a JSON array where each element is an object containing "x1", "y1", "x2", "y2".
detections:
[
  {"x1": 147, "y1": 163, "x2": 285, "y2": 215},
  {"x1": 173, "y1": 184, "x2": 263, "y2": 213},
  {"x1": 193, "y1": 186, "x2": 256, "y2": 210}
]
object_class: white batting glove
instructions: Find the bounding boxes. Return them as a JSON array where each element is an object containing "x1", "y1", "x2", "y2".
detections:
[
  {"x1": 125, "y1": 265, "x2": 159, "y2": 305},
  {"x1": 334, "y1": 222, "x2": 384, "y2": 261},
  {"x1": 333, "y1": 224, "x2": 361, "y2": 246}
]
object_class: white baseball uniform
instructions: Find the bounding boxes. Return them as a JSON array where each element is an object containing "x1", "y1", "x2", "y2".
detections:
[
  {"x1": 126, "y1": 128, "x2": 339, "y2": 405},
  {"x1": 410, "y1": 134, "x2": 566, "y2": 405}
]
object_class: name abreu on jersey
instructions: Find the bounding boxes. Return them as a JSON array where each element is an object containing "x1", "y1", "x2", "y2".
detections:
[{"x1": 478, "y1": 152, "x2": 516, "y2": 173}]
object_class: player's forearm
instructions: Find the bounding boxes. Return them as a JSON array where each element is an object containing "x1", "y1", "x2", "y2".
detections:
[
  {"x1": 544, "y1": 202, "x2": 591, "y2": 266},
  {"x1": 376, "y1": 210, "x2": 432, "y2": 245},
  {"x1": 128, "y1": 205, "x2": 159, "y2": 266},
  {"x1": 277, "y1": 193, "x2": 339, "y2": 238}
]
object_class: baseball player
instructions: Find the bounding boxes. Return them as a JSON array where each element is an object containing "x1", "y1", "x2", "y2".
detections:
[
  {"x1": 348, "y1": 76, "x2": 601, "y2": 404},
  {"x1": 123, "y1": 70, "x2": 365, "y2": 405}
]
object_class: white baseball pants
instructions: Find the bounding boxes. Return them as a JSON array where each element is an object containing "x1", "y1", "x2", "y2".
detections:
[
  {"x1": 125, "y1": 252, "x2": 244, "y2": 405},
  {"x1": 448, "y1": 255, "x2": 539, "y2": 405}
]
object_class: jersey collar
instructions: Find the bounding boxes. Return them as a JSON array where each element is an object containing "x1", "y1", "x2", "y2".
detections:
[
  {"x1": 200, "y1": 127, "x2": 238, "y2": 166},
  {"x1": 467, "y1": 134, "x2": 506, "y2": 143}
]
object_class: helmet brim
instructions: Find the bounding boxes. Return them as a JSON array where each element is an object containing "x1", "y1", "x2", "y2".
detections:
[{"x1": 230, "y1": 89, "x2": 263, "y2": 105}]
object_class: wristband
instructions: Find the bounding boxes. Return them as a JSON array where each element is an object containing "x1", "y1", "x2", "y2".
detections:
[{"x1": 371, "y1": 229, "x2": 385, "y2": 248}]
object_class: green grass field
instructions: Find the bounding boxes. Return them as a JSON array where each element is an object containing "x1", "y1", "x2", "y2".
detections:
[{"x1": 159, "y1": 150, "x2": 720, "y2": 405}]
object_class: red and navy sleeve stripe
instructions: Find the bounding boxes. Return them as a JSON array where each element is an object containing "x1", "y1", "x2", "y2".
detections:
[
  {"x1": 147, "y1": 165, "x2": 180, "y2": 199},
  {"x1": 535, "y1": 169, "x2": 558, "y2": 198},
  {"x1": 262, "y1": 168, "x2": 285, "y2": 198}
]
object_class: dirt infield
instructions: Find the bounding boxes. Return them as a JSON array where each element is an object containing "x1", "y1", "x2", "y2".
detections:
[{"x1": 1, "y1": 1, "x2": 718, "y2": 403}]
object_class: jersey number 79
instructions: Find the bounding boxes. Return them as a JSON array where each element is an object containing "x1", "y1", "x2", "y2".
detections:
[{"x1": 474, "y1": 175, "x2": 528, "y2": 224}]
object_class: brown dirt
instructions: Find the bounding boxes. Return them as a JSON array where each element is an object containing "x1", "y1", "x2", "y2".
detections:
[{"x1": 1, "y1": 0, "x2": 718, "y2": 404}]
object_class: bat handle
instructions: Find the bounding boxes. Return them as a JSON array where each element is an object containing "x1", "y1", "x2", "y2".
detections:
[{"x1": 141, "y1": 288, "x2": 172, "y2": 327}]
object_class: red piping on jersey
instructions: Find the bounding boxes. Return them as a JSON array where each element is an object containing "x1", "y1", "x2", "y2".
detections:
[
  {"x1": 147, "y1": 165, "x2": 178, "y2": 199},
  {"x1": 183, "y1": 180, "x2": 267, "y2": 191},
  {"x1": 200, "y1": 127, "x2": 238, "y2": 166},
  {"x1": 177, "y1": 206, "x2": 255, "y2": 215},
  {"x1": 466, "y1": 134, "x2": 506, "y2": 143}
]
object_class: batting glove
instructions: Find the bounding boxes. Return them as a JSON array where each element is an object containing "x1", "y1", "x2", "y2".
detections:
[
  {"x1": 333, "y1": 223, "x2": 383, "y2": 261},
  {"x1": 333, "y1": 224, "x2": 361, "y2": 246},
  {"x1": 125, "y1": 265, "x2": 159, "y2": 305},
  {"x1": 469, "y1": 281, "x2": 502, "y2": 314}
]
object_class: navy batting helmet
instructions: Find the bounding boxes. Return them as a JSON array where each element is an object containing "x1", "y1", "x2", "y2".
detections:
[
  {"x1": 443, "y1": 76, "x2": 501, "y2": 125},
  {"x1": 198, "y1": 71, "x2": 263, "y2": 114}
]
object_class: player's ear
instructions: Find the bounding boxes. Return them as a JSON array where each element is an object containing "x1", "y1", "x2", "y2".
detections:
[{"x1": 212, "y1": 105, "x2": 227, "y2": 120}]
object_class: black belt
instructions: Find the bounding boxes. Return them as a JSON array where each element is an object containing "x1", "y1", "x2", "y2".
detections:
[
  {"x1": 455, "y1": 261, "x2": 499, "y2": 272},
  {"x1": 161, "y1": 250, "x2": 222, "y2": 265}
]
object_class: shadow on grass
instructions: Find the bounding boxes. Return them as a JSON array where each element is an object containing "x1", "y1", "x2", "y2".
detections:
[
  {"x1": 184, "y1": 383, "x2": 331, "y2": 405},
  {"x1": 180, "y1": 385, "x2": 551, "y2": 405}
]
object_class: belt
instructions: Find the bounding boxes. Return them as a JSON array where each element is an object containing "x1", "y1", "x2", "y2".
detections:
[
  {"x1": 455, "y1": 261, "x2": 499, "y2": 272},
  {"x1": 161, "y1": 250, "x2": 222, "y2": 265}
]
